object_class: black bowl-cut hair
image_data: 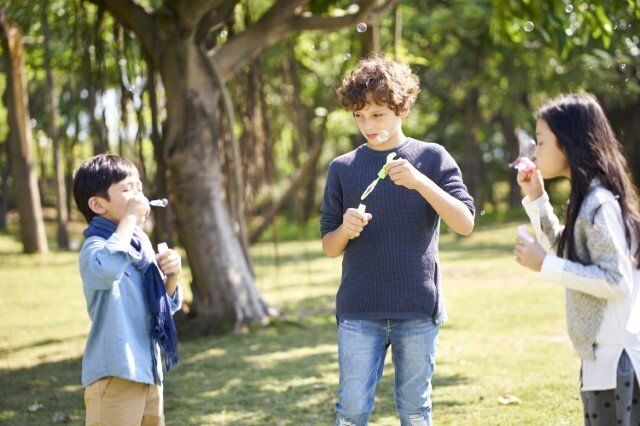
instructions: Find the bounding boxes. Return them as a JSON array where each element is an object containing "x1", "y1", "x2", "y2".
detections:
[{"x1": 72, "y1": 153, "x2": 138, "y2": 223}]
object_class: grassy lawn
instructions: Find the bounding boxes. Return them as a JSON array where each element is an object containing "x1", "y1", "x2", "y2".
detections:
[{"x1": 0, "y1": 220, "x2": 582, "y2": 425}]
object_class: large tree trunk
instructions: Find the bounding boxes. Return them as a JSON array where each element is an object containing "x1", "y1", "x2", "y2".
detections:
[
  {"x1": 1, "y1": 15, "x2": 49, "y2": 254},
  {"x1": 43, "y1": 0, "x2": 70, "y2": 249},
  {"x1": 159, "y1": 40, "x2": 270, "y2": 328}
]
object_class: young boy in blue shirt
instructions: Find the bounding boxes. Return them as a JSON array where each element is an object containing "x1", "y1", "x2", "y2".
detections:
[
  {"x1": 73, "y1": 154, "x2": 183, "y2": 425},
  {"x1": 321, "y1": 55, "x2": 475, "y2": 425}
]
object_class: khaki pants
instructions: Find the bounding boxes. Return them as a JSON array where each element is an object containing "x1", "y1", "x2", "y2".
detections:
[{"x1": 84, "y1": 376, "x2": 164, "y2": 426}]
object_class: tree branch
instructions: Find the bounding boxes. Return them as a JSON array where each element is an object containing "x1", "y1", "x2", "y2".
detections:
[
  {"x1": 87, "y1": 0, "x2": 156, "y2": 59},
  {"x1": 173, "y1": 0, "x2": 228, "y2": 30},
  {"x1": 290, "y1": 0, "x2": 399, "y2": 32},
  {"x1": 213, "y1": 0, "x2": 401, "y2": 81},
  {"x1": 195, "y1": 0, "x2": 238, "y2": 44}
]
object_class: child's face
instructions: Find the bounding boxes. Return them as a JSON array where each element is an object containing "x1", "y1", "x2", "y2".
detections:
[
  {"x1": 534, "y1": 119, "x2": 570, "y2": 179},
  {"x1": 88, "y1": 173, "x2": 144, "y2": 223},
  {"x1": 353, "y1": 97, "x2": 408, "y2": 149}
]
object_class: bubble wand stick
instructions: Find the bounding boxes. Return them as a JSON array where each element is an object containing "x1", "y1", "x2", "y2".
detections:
[{"x1": 350, "y1": 153, "x2": 399, "y2": 239}]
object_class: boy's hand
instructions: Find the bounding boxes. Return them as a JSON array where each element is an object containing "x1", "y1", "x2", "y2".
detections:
[
  {"x1": 386, "y1": 159, "x2": 425, "y2": 190},
  {"x1": 340, "y1": 208, "x2": 372, "y2": 239},
  {"x1": 124, "y1": 193, "x2": 150, "y2": 224},
  {"x1": 157, "y1": 249, "x2": 182, "y2": 284}
]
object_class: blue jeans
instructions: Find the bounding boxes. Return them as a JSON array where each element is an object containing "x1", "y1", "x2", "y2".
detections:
[{"x1": 334, "y1": 318, "x2": 440, "y2": 426}]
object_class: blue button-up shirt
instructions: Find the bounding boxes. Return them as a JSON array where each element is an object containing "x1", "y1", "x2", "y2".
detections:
[{"x1": 79, "y1": 233, "x2": 182, "y2": 387}]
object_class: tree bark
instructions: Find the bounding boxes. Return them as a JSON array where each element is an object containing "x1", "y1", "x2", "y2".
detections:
[
  {"x1": 1, "y1": 14, "x2": 49, "y2": 254},
  {"x1": 603, "y1": 99, "x2": 640, "y2": 189},
  {"x1": 393, "y1": 4, "x2": 402, "y2": 57},
  {"x1": 463, "y1": 86, "x2": 483, "y2": 205},
  {"x1": 0, "y1": 135, "x2": 10, "y2": 231},
  {"x1": 147, "y1": 64, "x2": 174, "y2": 247},
  {"x1": 360, "y1": 20, "x2": 380, "y2": 55},
  {"x1": 43, "y1": 0, "x2": 70, "y2": 249},
  {"x1": 82, "y1": 4, "x2": 109, "y2": 154}
]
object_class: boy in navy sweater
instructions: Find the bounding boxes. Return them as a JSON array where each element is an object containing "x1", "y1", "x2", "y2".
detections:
[{"x1": 321, "y1": 55, "x2": 475, "y2": 425}]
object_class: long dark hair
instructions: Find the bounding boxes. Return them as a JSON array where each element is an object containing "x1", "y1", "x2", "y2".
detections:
[{"x1": 538, "y1": 93, "x2": 640, "y2": 264}]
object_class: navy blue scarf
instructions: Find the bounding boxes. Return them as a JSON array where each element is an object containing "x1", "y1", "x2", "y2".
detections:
[{"x1": 84, "y1": 216, "x2": 179, "y2": 382}]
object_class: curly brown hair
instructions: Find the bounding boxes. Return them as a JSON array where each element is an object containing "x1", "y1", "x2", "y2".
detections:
[{"x1": 337, "y1": 55, "x2": 420, "y2": 115}]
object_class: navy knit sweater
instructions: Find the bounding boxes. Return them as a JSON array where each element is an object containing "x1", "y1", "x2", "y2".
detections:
[{"x1": 320, "y1": 138, "x2": 475, "y2": 320}]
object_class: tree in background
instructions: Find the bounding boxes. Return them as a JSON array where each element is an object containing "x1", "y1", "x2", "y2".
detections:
[{"x1": 0, "y1": 9, "x2": 48, "y2": 254}]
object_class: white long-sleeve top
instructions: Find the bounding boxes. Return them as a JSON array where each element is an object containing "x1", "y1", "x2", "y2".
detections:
[{"x1": 523, "y1": 189, "x2": 640, "y2": 391}]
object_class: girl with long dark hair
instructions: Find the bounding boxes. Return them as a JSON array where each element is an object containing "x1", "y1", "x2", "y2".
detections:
[{"x1": 514, "y1": 93, "x2": 640, "y2": 425}]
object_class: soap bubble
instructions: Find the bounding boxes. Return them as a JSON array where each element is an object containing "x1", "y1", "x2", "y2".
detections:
[
  {"x1": 314, "y1": 107, "x2": 328, "y2": 117},
  {"x1": 149, "y1": 198, "x2": 169, "y2": 207},
  {"x1": 344, "y1": 53, "x2": 352, "y2": 61},
  {"x1": 376, "y1": 130, "x2": 390, "y2": 142},
  {"x1": 565, "y1": 4, "x2": 573, "y2": 13},
  {"x1": 517, "y1": 129, "x2": 536, "y2": 159},
  {"x1": 523, "y1": 21, "x2": 534, "y2": 32},
  {"x1": 69, "y1": 238, "x2": 80, "y2": 251},
  {"x1": 508, "y1": 129, "x2": 536, "y2": 170},
  {"x1": 480, "y1": 210, "x2": 486, "y2": 216},
  {"x1": 220, "y1": 30, "x2": 228, "y2": 38},
  {"x1": 309, "y1": 45, "x2": 315, "y2": 51},
  {"x1": 357, "y1": 22, "x2": 368, "y2": 33}
]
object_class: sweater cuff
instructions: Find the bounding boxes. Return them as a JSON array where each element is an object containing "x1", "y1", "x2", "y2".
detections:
[
  {"x1": 540, "y1": 254, "x2": 565, "y2": 284},
  {"x1": 522, "y1": 192, "x2": 550, "y2": 211}
]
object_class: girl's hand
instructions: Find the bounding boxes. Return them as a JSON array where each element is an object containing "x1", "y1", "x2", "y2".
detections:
[
  {"x1": 514, "y1": 237, "x2": 547, "y2": 271},
  {"x1": 516, "y1": 167, "x2": 544, "y2": 201}
]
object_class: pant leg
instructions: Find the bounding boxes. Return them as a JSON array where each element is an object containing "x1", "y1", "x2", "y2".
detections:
[
  {"x1": 85, "y1": 377, "x2": 147, "y2": 426},
  {"x1": 142, "y1": 383, "x2": 165, "y2": 426},
  {"x1": 389, "y1": 318, "x2": 440, "y2": 426},
  {"x1": 335, "y1": 319, "x2": 389, "y2": 426},
  {"x1": 580, "y1": 350, "x2": 640, "y2": 426}
]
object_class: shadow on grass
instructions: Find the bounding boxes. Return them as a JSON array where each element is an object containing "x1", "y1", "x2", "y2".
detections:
[
  {"x1": 1, "y1": 310, "x2": 471, "y2": 425},
  {"x1": 0, "y1": 357, "x2": 84, "y2": 425},
  {"x1": 0, "y1": 335, "x2": 86, "y2": 357},
  {"x1": 251, "y1": 250, "x2": 326, "y2": 268}
]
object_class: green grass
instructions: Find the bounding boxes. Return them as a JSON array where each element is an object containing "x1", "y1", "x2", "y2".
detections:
[{"x1": 0, "y1": 220, "x2": 582, "y2": 425}]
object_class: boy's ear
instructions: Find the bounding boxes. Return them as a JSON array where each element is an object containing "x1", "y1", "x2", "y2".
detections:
[
  {"x1": 88, "y1": 196, "x2": 107, "y2": 216},
  {"x1": 399, "y1": 108, "x2": 410, "y2": 118}
]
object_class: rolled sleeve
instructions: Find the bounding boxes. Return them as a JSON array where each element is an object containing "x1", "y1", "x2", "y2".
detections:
[
  {"x1": 80, "y1": 234, "x2": 141, "y2": 291},
  {"x1": 168, "y1": 284, "x2": 184, "y2": 315}
]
